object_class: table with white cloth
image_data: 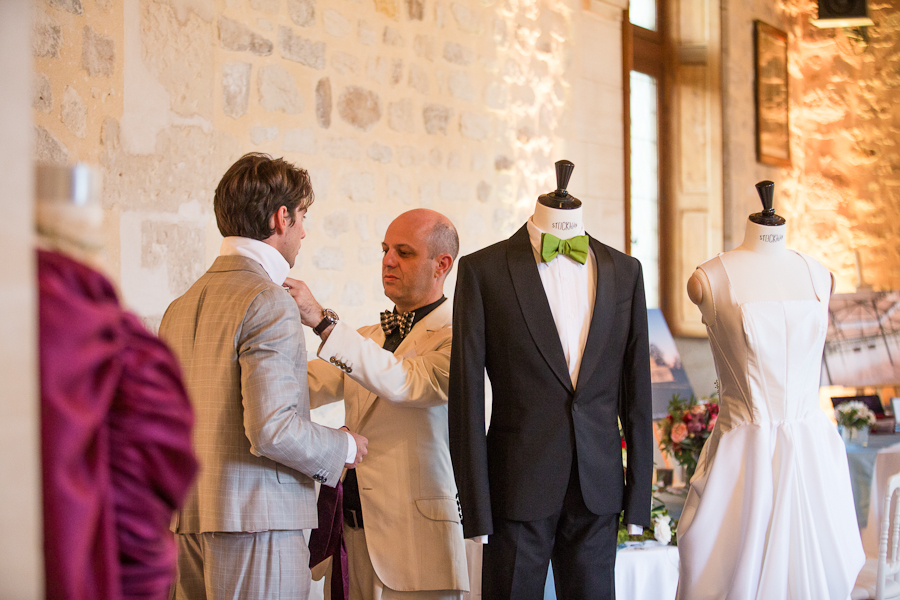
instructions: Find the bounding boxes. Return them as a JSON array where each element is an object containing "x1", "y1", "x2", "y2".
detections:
[
  {"x1": 846, "y1": 432, "x2": 900, "y2": 557},
  {"x1": 543, "y1": 541, "x2": 680, "y2": 600}
]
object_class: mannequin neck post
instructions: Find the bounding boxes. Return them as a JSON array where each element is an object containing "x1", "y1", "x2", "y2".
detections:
[
  {"x1": 532, "y1": 201, "x2": 584, "y2": 239},
  {"x1": 737, "y1": 219, "x2": 788, "y2": 255}
]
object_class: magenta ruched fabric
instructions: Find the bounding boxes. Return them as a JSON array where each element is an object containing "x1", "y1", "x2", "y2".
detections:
[{"x1": 38, "y1": 249, "x2": 198, "y2": 600}]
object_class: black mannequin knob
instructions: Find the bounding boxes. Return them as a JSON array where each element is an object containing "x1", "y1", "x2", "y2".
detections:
[
  {"x1": 538, "y1": 159, "x2": 581, "y2": 209},
  {"x1": 749, "y1": 180, "x2": 786, "y2": 226},
  {"x1": 555, "y1": 160, "x2": 575, "y2": 195}
]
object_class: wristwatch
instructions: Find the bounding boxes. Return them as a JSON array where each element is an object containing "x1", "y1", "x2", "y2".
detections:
[{"x1": 313, "y1": 308, "x2": 339, "y2": 336}]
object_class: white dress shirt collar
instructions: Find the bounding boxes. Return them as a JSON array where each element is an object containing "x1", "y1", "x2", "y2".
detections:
[{"x1": 220, "y1": 236, "x2": 290, "y2": 285}]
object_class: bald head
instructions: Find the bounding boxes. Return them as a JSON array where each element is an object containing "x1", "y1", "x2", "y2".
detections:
[{"x1": 381, "y1": 209, "x2": 458, "y2": 312}]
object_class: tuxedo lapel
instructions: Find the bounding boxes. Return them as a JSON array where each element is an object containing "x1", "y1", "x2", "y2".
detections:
[
  {"x1": 574, "y1": 236, "x2": 616, "y2": 393},
  {"x1": 506, "y1": 225, "x2": 573, "y2": 393}
]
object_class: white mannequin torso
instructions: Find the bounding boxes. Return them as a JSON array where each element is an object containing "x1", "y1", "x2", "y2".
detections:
[{"x1": 688, "y1": 220, "x2": 834, "y2": 325}]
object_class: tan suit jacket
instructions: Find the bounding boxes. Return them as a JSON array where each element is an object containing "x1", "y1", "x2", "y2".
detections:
[
  {"x1": 160, "y1": 255, "x2": 348, "y2": 533},
  {"x1": 308, "y1": 301, "x2": 469, "y2": 592}
]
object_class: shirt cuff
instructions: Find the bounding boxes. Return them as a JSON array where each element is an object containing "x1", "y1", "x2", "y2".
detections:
[
  {"x1": 469, "y1": 535, "x2": 488, "y2": 544},
  {"x1": 344, "y1": 431, "x2": 357, "y2": 464},
  {"x1": 627, "y1": 524, "x2": 643, "y2": 535}
]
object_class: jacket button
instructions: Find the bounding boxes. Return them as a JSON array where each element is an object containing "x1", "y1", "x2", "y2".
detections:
[
  {"x1": 573, "y1": 403, "x2": 580, "y2": 412},
  {"x1": 346, "y1": 367, "x2": 352, "y2": 374}
]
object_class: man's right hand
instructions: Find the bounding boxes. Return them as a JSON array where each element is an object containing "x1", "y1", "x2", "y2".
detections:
[
  {"x1": 283, "y1": 277, "x2": 323, "y2": 328},
  {"x1": 344, "y1": 428, "x2": 368, "y2": 469}
]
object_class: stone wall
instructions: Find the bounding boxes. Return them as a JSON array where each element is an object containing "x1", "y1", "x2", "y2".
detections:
[
  {"x1": 32, "y1": 0, "x2": 629, "y2": 338},
  {"x1": 722, "y1": 0, "x2": 900, "y2": 292}
]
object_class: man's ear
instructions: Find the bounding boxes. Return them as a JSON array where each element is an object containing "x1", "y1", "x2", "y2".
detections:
[
  {"x1": 435, "y1": 254, "x2": 453, "y2": 278},
  {"x1": 270, "y1": 205, "x2": 288, "y2": 235}
]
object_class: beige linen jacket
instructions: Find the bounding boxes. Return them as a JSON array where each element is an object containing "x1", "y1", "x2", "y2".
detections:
[
  {"x1": 160, "y1": 255, "x2": 348, "y2": 533},
  {"x1": 308, "y1": 300, "x2": 469, "y2": 592}
]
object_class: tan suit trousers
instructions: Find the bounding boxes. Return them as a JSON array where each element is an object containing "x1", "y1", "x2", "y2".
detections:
[{"x1": 172, "y1": 530, "x2": 310, "y2": 600}]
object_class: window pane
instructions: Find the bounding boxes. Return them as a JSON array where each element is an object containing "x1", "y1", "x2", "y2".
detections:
[
  {"x1": 630, "y1": 71, "x2": 660, "y2": 309},
  {"x1": 630, "y1": 0, "x2": 657, "y2": 31}
]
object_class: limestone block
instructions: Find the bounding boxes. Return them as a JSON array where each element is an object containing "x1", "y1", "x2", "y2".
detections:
[
  {"x1": 517, "y1": 125, "x2": 533, "y2": 143},
  {"x1": 477, "y1": 180, "x2": 491, "y2": 202},
  {"x1": 258, "y1": 19, "x2": 273, "y2": 31},
  {"x1": 494, "y1": 155, "x2": 513, "y2": 171},
  {"x1": 313, "y1": 247, "x2": 345, "y2": 270},
  {"x1": 34, "y1": 125, "x2": 69, "y2": 166},
  {"x1": 259, "y1": 64, "x2": 304, "y2": 114},
  {"x1": 405, "y1": 0, "x2": 424, "y2": 20},
  {"x1": 460, "y1": 112, "x2": 489, "y2": 140},
  {"x1": 443, "y1": 41, "x2": 474, "y2": 66},
  {"x1": 367, "y1": 56, "x2": 390, "y2": 85},
  {"x1": 324, "y1": 9, "x2": 352, "y2": 37},
  {"x1": 332, "y1": 51, "x2": 361, "y2": 74},
  {"x1": 368, "y1": 143, "x2": 393, "y2": 163},
  {"x1": 510, "y1": 83, "x2": 535, "y2": 107},
  {"x1": 429, "y1": 148, "x2": 443, "y2": 168},
  {"x1": 447, "y1": 152, "x2": 462, "y2": 170},
  {"x1": 308, "y1": 167, "x2": 331, "y2": 200},
  {"x1": 391, "y1": 59, "x2": 404, "y2": 85},
  {"x1": 341, "y1": 281, "x2": 366, "y2": 306},
  {"x1": 413, "y1": 34, "x2": 435, "y2": 60},
  {"x1": 358, "y1": 244, "x2": 381, "y2": 265},
  {"x1": 354, "y1": 214, "x2": 370, "y2": 241},
  {"x1": 33, "y1": 73, "x2": 52, "y2": 113},
  {"x1": 82, "y1": 26, "x2": 115, "y2": 77},
  {"x1": 471, "y1": 152, "x2": 488, "y2": 170},
  {"x1": 408, "y1": 63, "x2": 429, "y2": 94},
  {"x1": 323, "y1": 137, "x2": 362, "y2": 159},
  {"x1": 419, "y1": 181, "x2": 435, "y2": 207},
  {"x1": 493, "y1": 18, "x2": 508, "y2": 47},
  {"x1": 341, "y1": 171, "x2": 376, "y2": 203},
  {"x1": 451, "y1": 3, "x2": 481, "y2": 34},
  {"x1": 322, "y1": 211, "x2": 350, "y2": 237},
  {"x1": 279, "y1": 26, "x2": 326, "y2": 69},
  {"x1": 142, "y1": 221, "x2": 205, "y2": 297},
  {"x1": 384, "y1": 26, "x2": 404, "y2": 47},
  {"x1": 33, "y1": 9, "x2": 61, "y2": 58},
  {"x1": 449, "y1": 71, "x2": 475, "y2": 102},
  {"x1": 435, "y1": 0, "x2": 447, "y2": 28},
  {"x1": 97, "y1": 0, "x2": 113, "y2": 10},
  {"x1": 398, "y1": 146, "x2": 423, "y2": 167},
  {"x1": 61, "y1": 86, "x2": 87, "y2": 139},
  {"x1": 316, "y1": 77, "x2": 332, "y2": 128},
  {"x1": 218, "y1": 17, "x2": 273, "y2": 55},
  {"x1": 359, "y1": 20, "x2": 377, "y2": 45},
  {"x1": 423, "y1": 104, "x2": 452, "y2": 135},
  {"x1": 439, "y1": 180, "x2": 469, "y2": 202},
  {"x1": 374, "y1": 0, "x2": 399, "y2": 19},
  {"x1": 288, "y1": 0, "x2": 315, "y2": 27},
  {"x1": 223, "y1": 62, "x2": 252, "y2": 119},
  {"x1": 337, "y1": 86, "x2": 381, "y2": 131},
  {"x1": 48, "y1": 0, "x2": 82, "y2": 15},
  {"x1": 250, "y1": 125, "x2": 278, "y2": 144},
  {"x1": 388, "y1": 174, "x2": 411, "y2": 205},
  {"x1": 485, "y1": 82, "x2": 507, "y2": 109},
  {"x1": 250, "y1": 0, "x2": 280, "y2": 12},
  {"x1": 308, "y1": 279, "x2": 334, "y2": 302},
  {"x1": 283, "y1": 127, "x2": 316, "y2": 154}
]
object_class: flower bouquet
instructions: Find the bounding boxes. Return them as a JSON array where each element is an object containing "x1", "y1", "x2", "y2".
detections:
[
  {"x1": 835, "y1": 401, "x2": 876, "y2": 444},
  {"x1": 617, "y1": 490, "x2": 676, "y2": 546},
  {"x1": 658, "y1": 393, "x2": 719, "y2": 482}
]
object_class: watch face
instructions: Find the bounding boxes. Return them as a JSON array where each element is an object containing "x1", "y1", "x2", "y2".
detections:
[{"x1": 324, "y1": 308, "x2": 339, "y2": 321}]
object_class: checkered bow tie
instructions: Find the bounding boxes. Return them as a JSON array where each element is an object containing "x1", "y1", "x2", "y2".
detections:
[{"x1": 380, "y1": 310, "x2": 415, "y2": 339}]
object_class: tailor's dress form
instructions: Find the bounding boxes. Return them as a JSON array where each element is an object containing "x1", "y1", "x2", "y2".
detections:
[{"x1": 676, "y1": 251, "x2": 864, "y2": 600}]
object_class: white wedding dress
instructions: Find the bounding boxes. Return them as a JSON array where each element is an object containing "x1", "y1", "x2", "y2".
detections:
[{"x1": 676, "y1": 252, "x2": 864, "y2": 600}]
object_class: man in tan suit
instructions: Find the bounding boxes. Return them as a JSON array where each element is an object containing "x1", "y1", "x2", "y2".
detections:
[
  {"x1": 160, "y1": 153, "x2": 368, "y2": 600},
  {"x1": 285, "y1": 209, "x2": 470, "y2": 599}
]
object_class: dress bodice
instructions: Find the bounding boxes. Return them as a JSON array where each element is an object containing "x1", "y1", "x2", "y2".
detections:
[{"x1": 700, "y1": 251, "x2": 831, "y2": 430}]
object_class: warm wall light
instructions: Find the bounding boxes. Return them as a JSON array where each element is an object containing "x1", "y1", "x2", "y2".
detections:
[{"x1": 811, "y1": 0, "x2": 874, "y2": 28}]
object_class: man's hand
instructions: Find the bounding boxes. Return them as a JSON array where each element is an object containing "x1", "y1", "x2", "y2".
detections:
[
  {"x1": 283, "y1": 278, "x2": 323, "y2": 328},
  {"x1": 343, "y1": 427, "x2": 368, "y2": 469}
]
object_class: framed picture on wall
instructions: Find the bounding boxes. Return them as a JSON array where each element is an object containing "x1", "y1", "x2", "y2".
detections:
[{"x1": 754, "y1": 20, "x2": 791, "y2": 167}]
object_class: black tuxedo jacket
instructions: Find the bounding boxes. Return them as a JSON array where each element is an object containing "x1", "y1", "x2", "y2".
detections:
[{"x1": 448, "y1": 224, "x2": 653, "y2": 538}]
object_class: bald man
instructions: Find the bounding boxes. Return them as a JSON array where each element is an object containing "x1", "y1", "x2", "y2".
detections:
[{"x1": 286, "y1": 209, "x2": 471, "y2": 599}]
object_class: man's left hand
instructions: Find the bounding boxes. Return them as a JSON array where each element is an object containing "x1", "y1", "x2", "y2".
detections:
[{"x1": 284, "y1": 278, "x2": 323, "y2": 328}]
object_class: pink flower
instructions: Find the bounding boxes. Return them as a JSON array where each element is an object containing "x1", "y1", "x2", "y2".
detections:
[
  {"x1": 687, "y1": 419, "x2": 704, "y2": 434},
  {"x1": 671, "y1": 423, "x2": 688, "y2": 443},
  {"x1": 707, "y1": 415, "x2": 718, "y2": 431},
  {"x1": 691, "y1": 404, "x2": 707, "y2": 416}
]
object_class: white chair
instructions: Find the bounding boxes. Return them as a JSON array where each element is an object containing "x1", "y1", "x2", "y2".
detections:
[{"x1": 852, "y1": 472, "x2": 900, "y2": 600}]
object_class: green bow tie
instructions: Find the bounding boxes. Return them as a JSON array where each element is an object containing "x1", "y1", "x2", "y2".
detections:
[{"x1": 540, "y1": 233, "x2": 589, "y2": 265}]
